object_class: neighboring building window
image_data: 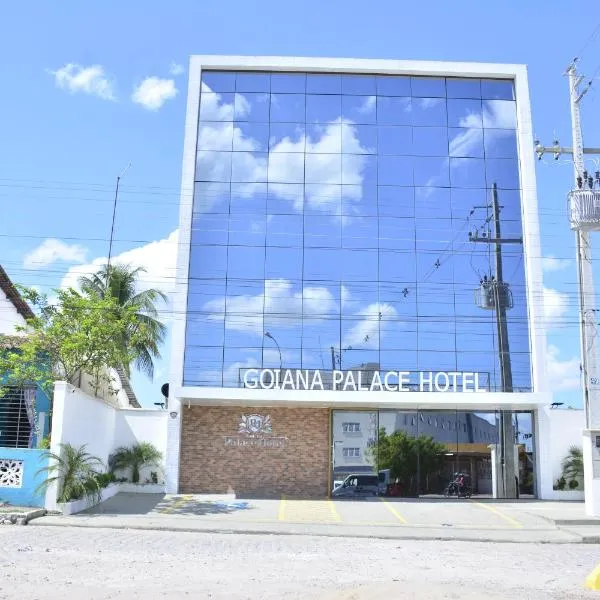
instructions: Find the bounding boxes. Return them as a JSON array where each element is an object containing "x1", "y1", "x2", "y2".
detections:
[
  {"x1": 343, "y1": 447, "x2": 360, "y2": 458},
  {"x1": 342, "y1": 422, "x2": 360, "y2": 433}
]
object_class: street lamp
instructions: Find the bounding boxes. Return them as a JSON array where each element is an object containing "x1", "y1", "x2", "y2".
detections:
[{"x1": 264, "y1": 331, "x2": 282, "y2": 371}]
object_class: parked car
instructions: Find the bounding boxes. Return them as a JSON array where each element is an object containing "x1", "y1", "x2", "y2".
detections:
[{"x1": 331, "y1": 474, "x2": 380, "y2": 498}]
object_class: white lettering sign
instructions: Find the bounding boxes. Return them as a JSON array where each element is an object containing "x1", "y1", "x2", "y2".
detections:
[{"x1": 242, "y1": 369, "x2": 488, "y2": 392}]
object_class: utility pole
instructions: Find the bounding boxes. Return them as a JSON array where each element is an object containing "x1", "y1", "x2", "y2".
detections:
[
  {"x1": 470, "y1": 183, "x2": 522, "y2": 498},
  {"x1": 107, "y1": 163, "x2": 131, "y2": 270},
  {"x1": 537, "y1": 60, "x2": 600, "y2": 516}
]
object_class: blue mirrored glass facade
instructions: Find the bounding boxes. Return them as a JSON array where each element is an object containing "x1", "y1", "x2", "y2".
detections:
[{"x1": 184, "y1": 70, "x2": 530, "y2": 391}]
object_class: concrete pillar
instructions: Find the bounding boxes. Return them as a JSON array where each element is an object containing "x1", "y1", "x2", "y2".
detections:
[
  {"x1": 165, "y1": 397, "x2": 182, "y2": 494},
  {"x1": 583, "y1": 430, "x2": 600, "y2": 516}
]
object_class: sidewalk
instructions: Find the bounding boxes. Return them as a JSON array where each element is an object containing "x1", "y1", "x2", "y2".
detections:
[{"x1": 27, "y1": 494, "x2": 600, "y2": 544}]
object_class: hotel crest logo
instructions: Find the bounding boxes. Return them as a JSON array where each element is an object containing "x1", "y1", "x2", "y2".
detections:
[
  {"x1": 238, "y1": 414, "x2": 272, "y2": 435},
  {"x1": 223, "y1": 413, "x2": 286, "y2": 449}
]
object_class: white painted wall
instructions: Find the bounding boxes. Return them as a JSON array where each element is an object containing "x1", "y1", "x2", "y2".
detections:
[
  {"x1": 45, "y1": 382, "x2": 167, "y2": 509},
  {"x1": 0, "y1": 285, "x2": 27, "y2": 335},
  {"x1": 536, "y1": 406, "x2": 585, "y2": 499}
]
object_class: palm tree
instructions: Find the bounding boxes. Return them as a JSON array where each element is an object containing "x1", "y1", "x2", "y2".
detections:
[
  {"x1": 36, "y1": 443, "x2": 104, "y2": 504},
  {"x1": 78, "y1": 264, "x2": 166, "y2": 379},
  {"x1": 109, "y1": 442, "x2": 162, "y2": 484},
  {"x1": 562, "y1": 445, "x2": 584, "y2": 483}
]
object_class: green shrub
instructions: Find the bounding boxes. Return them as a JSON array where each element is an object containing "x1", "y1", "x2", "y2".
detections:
[
  {"x1": 110, "y1": 442, "x2": 162, "y2": 484},
  {"x1": 568, "y1": 479, "x2": 579, "y2": 490}
]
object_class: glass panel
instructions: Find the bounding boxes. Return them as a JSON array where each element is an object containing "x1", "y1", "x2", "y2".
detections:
[
  {"x1": 378, "y1": 156, "x2": 413, "y2": 186},
  {"x1": 230, "y1": 182, "x2": 267, "y2": 214},
  {"x1": 306, "y1": 94, "x2": 342, "y2": 123},
  {"x1": 265, "y1": 247, "x2": 303, "y2": 278},
  {"x1": 343, "y1": 124, "x2": 377, "y2": 154},
  {"x1": 483, "y1": 100, "x2": 517, "y2": 129},
  {"x1": 307, "y1": 73, "x2": 342, "y2": 94},
  {"x1": 266, "y1": 213, "x2": 303, "y2": 246},
  {"x1": 269, "y1": 122, "x2": 305, "y2": 151},
  {"x1": 378, "y1": 186, "x2": 414, "y2": 218},
  {"x1": 191, "y1": 213, "x2": 229, "y2": 246},
  {"x1": 450, "y1": 158, "x2": 487, "y2": 188},
  {"x1": 447, "y1": 98, "x2": 483, "y2": 128},
  {"x1": 268, "y1": 182, "x2": 304, "y2": 212},
  {"x1": 231, "y1": 152, "x2": 267, "y2": 182},
  {"x1": 343, "y1": 154, "x2": 377, "y2": 186},
  {"x1": 446, "y1": 78, "x2": 482, "y2": 99},
  {"x1": 377, "y1": 97, "x2": 412, "y2": 125},
  {"x1": 484, "y1": 129, "x2": 518, "y2": 158},
  {"x1": 412, "y1": 98, "x2": 447, "y2": 126},
  {"x1": 305, "y1": 214, "x2": 341, "y2": 247},
  {"x1": 233, "y1": 121, "x2": 269, "y2": 152},
  {"x1": 342, "y1": 217, "x2": 378, "y2": 249},
  {"x1": 413, "y1": 156, "x2": 450, "y2": 187},
  {"x1": 201, "y1": 71, "x2": 236, "y2": 93},
  {"x1": 188, "y1": 244, "x2": 227, "y2": 278},
  {"x1": 342, "y1": 95, "x2": 377, "y2": 124},
  {"x1": 341, "y1": 75, "x2": 376, "y2": 95},
  {"x1": 414, "y1": 187, "x2": 451, "y2": 219},
  {"x1": 307, "y1": 123, "x2": 341, "y2": 153},
  {"x1": 227, "y1": 246, "x2": 265, "y2": 279},
  {"x1": 234, "y1": 92, "x2": 270, "y2": 121},
  {"x1": 305, "y1": 183, "x2": 341, "y2": 215},
  {"x1": 304, "y1": 248, "x2": 341, "y2": 280},
  {"x1": 268, "y1": 153, "x2": 305, "y2": 183},
  {"x1": 235, "y1": 72, "x2": 270, "y2": 92},
  {"x1": 270, "y1": 93, "x2": 306, "y2": 122},
  {"x1": 377, "y1": 75, "x2": 411, "y2": 96},
  {"x1": 271, "y1": 73, "x2": 306, "y2": 93},
  {"x1": 411, "y1": 77, "x2": 446, "y2": 97},
  {"x1": 200, "y1": 91, "x2": 235, "y2": 122},
  {"x1": 306, "y1": 153, "x2": 342, "y2": 183},
  {"x1": 481, "y1": 79, "x2": 515, "y2": 100},
  {"x1": 485, "y1": 159, "x2": 520, "y2": 189},
  {"x1": 449, "y1": 128, "x2": 484, "y2": 158},
  {"x1": 378, "y1": 126, "x2": 412, "y2": 155},
  {"x1": 198, "y1": 122, "x2": 233, "y2": 151},
  {"x1": 412, "y1": 127, "x2": 448, "y2": 156},
  {"x1": 228, "y1": 214, "x2": 265, "y2": 246},
  {"x1": 193, "y1": 182, "x2": 230, "y2": 214},
  {"x1": 196, "y1": 151, "x2": 232, "y2": 182}
]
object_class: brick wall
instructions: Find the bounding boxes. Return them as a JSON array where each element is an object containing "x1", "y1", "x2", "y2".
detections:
[{"x1": 180, "y1": 406, "x2": 330, "y2": 498}]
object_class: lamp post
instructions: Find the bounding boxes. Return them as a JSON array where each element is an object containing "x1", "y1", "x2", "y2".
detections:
[{"x1": 264, "y1": 331, "x2": 282, "y2": 371}]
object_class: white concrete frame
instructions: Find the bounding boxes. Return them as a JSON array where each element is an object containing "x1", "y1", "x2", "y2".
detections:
[{"x1": 167, "y1": 56, "x2": 552, "y2": 494}]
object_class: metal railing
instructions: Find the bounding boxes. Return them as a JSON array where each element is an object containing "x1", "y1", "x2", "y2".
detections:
[{"x1": 0, "y1": 386, "x2": 37, "y2": 448}]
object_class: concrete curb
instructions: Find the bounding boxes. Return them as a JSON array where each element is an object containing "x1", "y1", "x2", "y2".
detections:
[{"x1": 28, "y1": 516, "x2": 590, "y2": 544}]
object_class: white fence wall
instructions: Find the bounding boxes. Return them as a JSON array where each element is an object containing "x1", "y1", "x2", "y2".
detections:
[
  {"x1": 45, "y1": 382, "x2": 167, "y2": 509},
  {"x1": 537, "y1": 406, "x2": 585, "y2": 500}
]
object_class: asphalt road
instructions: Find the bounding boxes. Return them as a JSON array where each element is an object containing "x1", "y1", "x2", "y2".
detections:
[{"x1": 0, "y1": 526, "x2": 597, "y2": 599}]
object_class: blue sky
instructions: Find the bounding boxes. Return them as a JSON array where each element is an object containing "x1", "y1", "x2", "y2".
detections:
[{"x1": 0, "y1": 0, "x2": 597, "y2": 407}]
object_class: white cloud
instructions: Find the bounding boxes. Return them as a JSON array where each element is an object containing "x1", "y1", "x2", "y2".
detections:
[
  {"x1": 132, "y1": 77, "x2": 178, "y2": 110},
  {"x1": 60, "y1": 230, "x2": 178, "y2": 303},
  {"x1": 342, "y1": 303, "x2": 398, "y2": 349},
  {"x1": 49, "y1": 64, "x2": 116, "y2": 100},
  {"x1": 546, "y1": 344, "x2": 581, "y2": 391},
  {"x1": 543, "y1": 286, "x2": 570, "y2": 323},
  {"x1": 357, "y1": 96, "x2": 376, "y2": 114},
  {"x1": 204, "y1": 279, "x2": 337, "y2": 335},
  {"x1": 169, "y1": 62, "x2": 185, "y2": 76},
  {"x1": 23, "y1": 239, "x2": 87, "y2": 269},
  {"x1": 197, "y1": 86, "x2": 370, "y2": 216},
  {"x1": 542, "y1": 256, "x2": 571, "y2": 272}
]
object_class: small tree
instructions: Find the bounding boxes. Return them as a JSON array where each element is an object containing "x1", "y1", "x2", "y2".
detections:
[
  {"x1": 562, "y1": 445, "x2": 584, "y2": 488},
  {"x1": 369, "y1": 428, "x2": 447, "y2": 496},
  {"x1": 110, "y1": 442, "x2": 162, "y2": 484},
  {"x1": 0, "y1": 287, "x2": 152, "y2": 394}
]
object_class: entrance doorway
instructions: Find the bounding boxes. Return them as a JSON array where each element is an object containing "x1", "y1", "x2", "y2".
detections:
[{"x1": 331, "y1": 409, "x2": 535, "y2": 499}]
